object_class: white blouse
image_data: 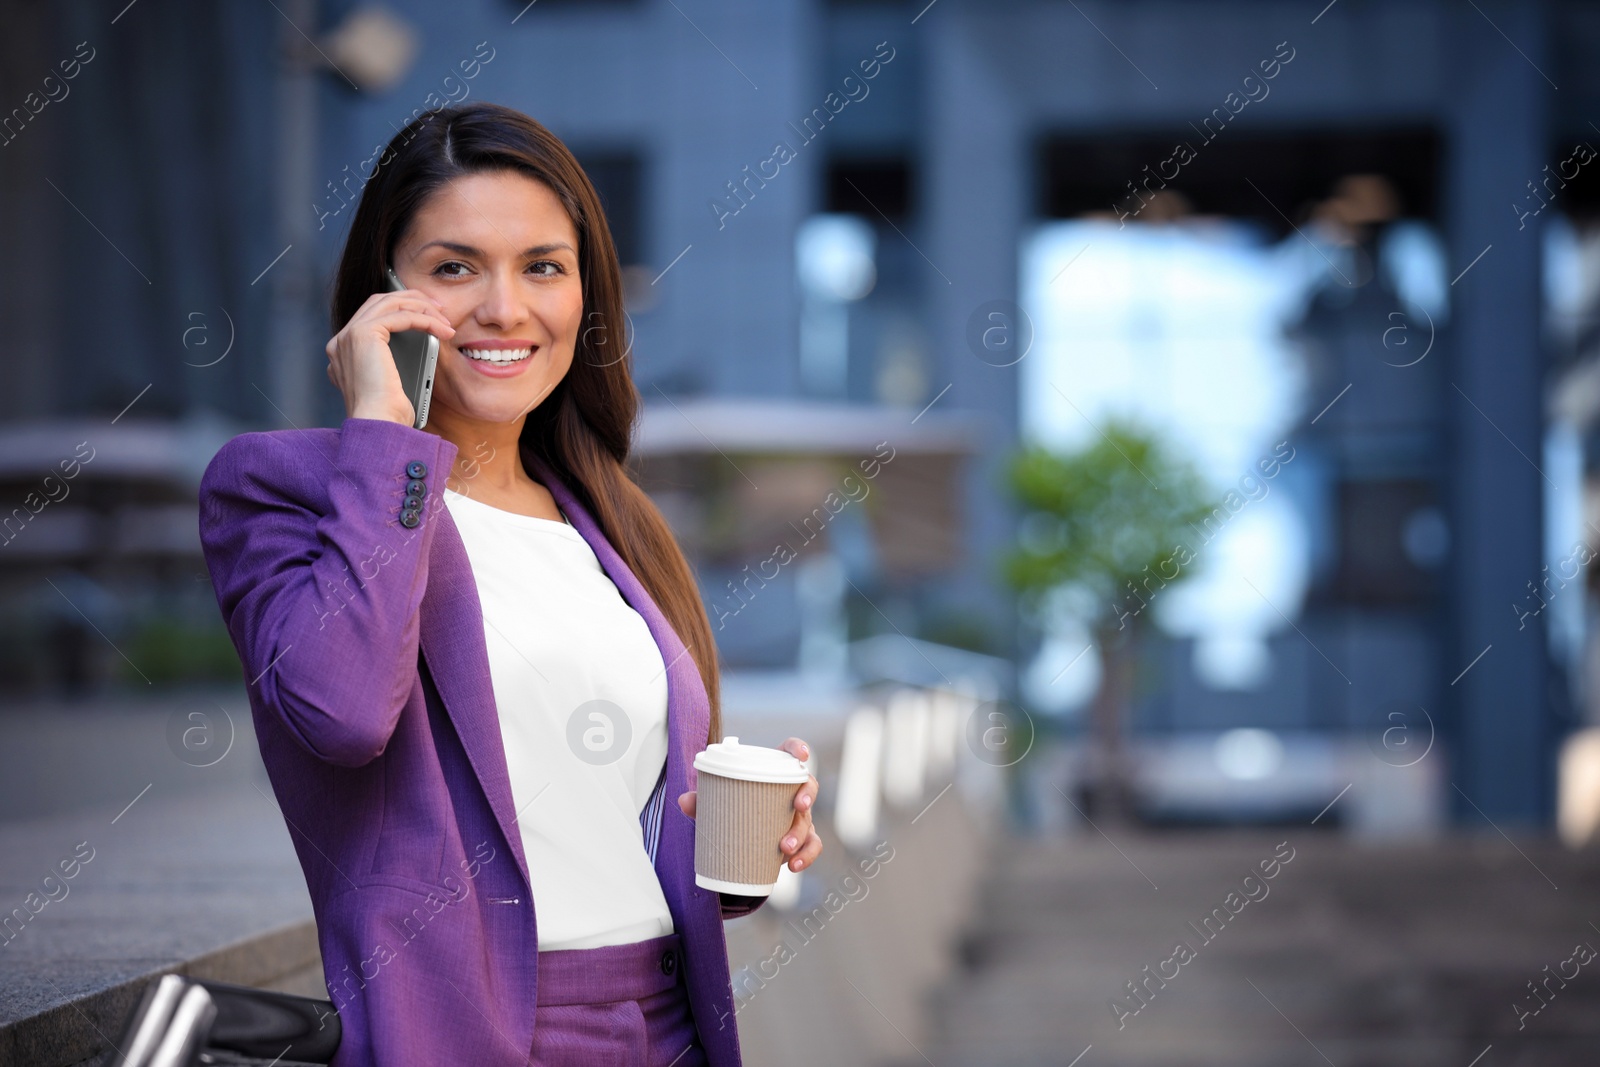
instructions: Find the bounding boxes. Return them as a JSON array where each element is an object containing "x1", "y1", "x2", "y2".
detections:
[{"x1": 441, "y1": 485, "x2": 674, "y2": 951}]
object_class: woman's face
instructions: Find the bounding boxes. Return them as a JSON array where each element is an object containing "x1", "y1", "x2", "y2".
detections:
[{"x1": 390, "y1": 169, "x2": 583, "y2": 428}]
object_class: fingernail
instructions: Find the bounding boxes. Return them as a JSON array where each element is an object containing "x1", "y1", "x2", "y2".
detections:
[
  {"x1": 798, "y1": 795, "x2": 812, "y2": 810},
  {"x1": 784, "y1": 837, "x2": 797, "y2": 851}
]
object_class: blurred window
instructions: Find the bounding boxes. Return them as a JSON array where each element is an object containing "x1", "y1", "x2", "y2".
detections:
[
  {"x1": 826, "y1": 158, "x2": 912, "y2": 220},
  {"x1": 575, "y1": 150, "x2": 644, "y2": 269}
]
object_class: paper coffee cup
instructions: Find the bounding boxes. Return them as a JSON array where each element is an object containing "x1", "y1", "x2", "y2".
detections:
[{"x1": 693, "y1": 737, "x2": 810, "y2": 895}]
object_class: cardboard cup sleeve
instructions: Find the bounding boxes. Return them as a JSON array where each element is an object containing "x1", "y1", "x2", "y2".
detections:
[{"x1": 692, "y1": 737, "x2": 810, "y2": 895}]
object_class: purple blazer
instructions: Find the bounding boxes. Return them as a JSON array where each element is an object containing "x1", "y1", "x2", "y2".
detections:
[{"x1": 198, "y1": 416, "x2": 758, "y2": 1067}]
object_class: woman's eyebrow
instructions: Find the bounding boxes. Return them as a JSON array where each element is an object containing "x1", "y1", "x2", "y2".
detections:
[{"x1": 415, "y1": 240, "x2": 576, "y2": 258}]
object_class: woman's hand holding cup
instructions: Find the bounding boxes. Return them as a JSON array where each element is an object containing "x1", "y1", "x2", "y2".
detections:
[
  {"x1": 774, "y1": 737, "x2": 821, "y2": 872},
  {"x1": 678, "y1": 735, "x2": 825, "y2": 883}
]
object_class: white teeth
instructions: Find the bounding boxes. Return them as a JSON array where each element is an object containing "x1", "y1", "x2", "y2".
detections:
[{"x1": 462, "y1": 347, "x2": 532, "y2": 365}]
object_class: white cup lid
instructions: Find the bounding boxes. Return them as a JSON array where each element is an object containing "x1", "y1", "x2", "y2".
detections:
[{"x1": 693, "y1": 736, "x2": 810, "y2": 783}]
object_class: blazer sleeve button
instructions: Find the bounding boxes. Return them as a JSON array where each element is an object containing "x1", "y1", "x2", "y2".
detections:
[
  {"x1": 659, "y1": 950, "x2": 676, "y2": 975},
  {"x1": 403, "y1": 494, "x2": 424, "y2": 511},
  {"x1": 407, "y1": 461, "x2": 428, "y2": 479},
  {"x1": 399, "y1": 509, "x2": 422, "y2": 529},
  {"x1": 406, "y1": 478, "x2": 428, "y2": 498}
]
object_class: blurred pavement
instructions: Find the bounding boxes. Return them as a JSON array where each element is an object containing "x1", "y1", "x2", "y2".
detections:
[{"x1": 903, "y1": 828, "x2": 1600, "y2": 1067}]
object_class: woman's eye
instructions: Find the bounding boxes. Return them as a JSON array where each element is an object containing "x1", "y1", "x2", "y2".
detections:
[
  {"x1": 432, "y1": 261, "x2": 472, "y2": 277},
  {"x1": 528, "y1": 260, "x2": 566, "y2": 277}
]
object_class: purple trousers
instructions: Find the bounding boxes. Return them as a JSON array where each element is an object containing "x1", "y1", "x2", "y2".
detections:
[{"x1": 531, "y1": 933, "x2": 709, "y2": 1067}]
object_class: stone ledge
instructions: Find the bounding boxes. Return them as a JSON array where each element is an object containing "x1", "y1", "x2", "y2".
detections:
[
  {"x1": 15, "y1": 920, "x2": 323, "y2": 1067},
  {"x1": 0, "y1": 714, "x2": 320, "y2": 1067}
]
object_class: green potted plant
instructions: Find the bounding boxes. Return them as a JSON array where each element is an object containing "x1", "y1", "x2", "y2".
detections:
[{"x1": 1003, "y1": 421, "x2": 1215, "y2": 823}]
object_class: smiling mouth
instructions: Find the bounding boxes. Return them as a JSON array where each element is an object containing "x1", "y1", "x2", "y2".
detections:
[{"x1": 460, "y1": 346, "x2": 534, "y2": 366}]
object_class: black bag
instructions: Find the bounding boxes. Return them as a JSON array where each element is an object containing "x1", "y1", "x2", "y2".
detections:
[{"x1": 102, "y1": 974, "x2": 340, "y2": 1066}]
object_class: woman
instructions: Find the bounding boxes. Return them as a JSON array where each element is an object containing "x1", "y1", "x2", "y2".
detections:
[{"x1": 198, "y1": 101, "x2": 821, "y2": 1067}]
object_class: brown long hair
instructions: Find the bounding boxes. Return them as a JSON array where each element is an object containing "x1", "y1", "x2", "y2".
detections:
[{"x1": 331, "y1": 102, "x2": 721, "y2": 741}]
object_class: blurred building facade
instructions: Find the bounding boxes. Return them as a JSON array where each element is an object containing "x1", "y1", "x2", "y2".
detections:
[{"x1": 4, "y1": 0, "x2": 1600, "y2": 826}]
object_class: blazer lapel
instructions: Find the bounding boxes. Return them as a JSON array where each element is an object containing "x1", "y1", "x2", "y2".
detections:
[{"x1": 417, "y1": 498, "x2": 534, "y2": 896}]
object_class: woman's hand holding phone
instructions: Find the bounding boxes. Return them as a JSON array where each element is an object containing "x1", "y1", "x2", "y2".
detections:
[{"x1": 325, "y1": 285, "x2": 455, "y2": 426}]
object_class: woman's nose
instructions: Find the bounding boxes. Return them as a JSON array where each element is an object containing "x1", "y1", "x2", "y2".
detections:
[{"x1": 476, "y1": 271, "x2": 526, "y2": 326}]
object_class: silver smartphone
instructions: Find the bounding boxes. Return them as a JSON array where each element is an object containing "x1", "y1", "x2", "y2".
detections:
[{"x1": 384, "y1": 267, "x2": 439, "y2": 430}]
